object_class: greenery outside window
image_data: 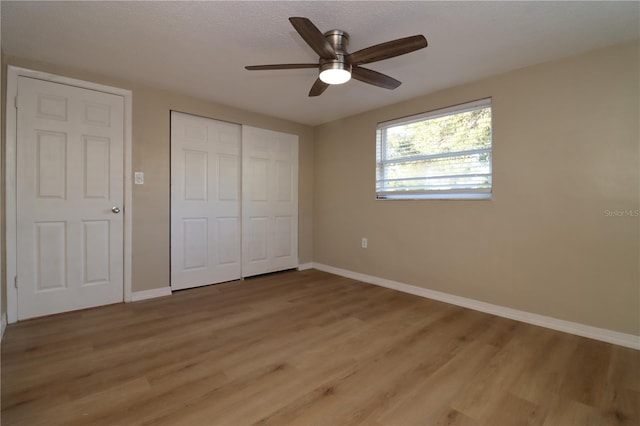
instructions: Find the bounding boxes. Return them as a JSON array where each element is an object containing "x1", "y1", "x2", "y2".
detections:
[{"x1": 376, "y1": 98, "x2": 492, "y2": 199}]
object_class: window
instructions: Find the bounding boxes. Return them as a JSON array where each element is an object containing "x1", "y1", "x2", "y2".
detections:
[{"x1": 376, "y1": 98, "x2": 492, "y2": 199}]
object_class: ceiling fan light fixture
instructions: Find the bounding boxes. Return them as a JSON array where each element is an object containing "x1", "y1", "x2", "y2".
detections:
[{"x1": 319, "y1": 67, "x2": 351, "y2": 85}]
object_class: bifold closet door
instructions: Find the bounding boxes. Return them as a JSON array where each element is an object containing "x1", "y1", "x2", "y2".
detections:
[
  {"x1": 242, "y1": 126, "x2": 299, "y2": 277},
  {"x1": 171, "y1": 112, "x2": 241, "y2": 290}
]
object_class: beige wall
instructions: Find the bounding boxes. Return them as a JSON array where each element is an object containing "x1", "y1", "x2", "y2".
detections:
[
  {"x1": 313, "y1": 42, "x2": 639, "y2": 335},
  {"x1": 2, "y1": 55, "x2": 314, "y2": 293}
]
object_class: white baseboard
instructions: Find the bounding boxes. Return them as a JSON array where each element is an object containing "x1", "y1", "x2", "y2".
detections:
[
  {"x1": 1, "y1": 313, "x2": 7, "y2": 341},
  {"x1": 131, "y1": 287, "x2": 172, "y2": 302},
  {"x1": 297, "y1": 262, "x2": 314, "y2": 271},
  {"x1": 311, "y1": 263, "x2": 640, "y2": 350}
]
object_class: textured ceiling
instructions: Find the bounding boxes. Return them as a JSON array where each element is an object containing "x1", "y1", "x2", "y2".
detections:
[{"x1": 2, "y1": 1, "x2": 639, "y2": 126}]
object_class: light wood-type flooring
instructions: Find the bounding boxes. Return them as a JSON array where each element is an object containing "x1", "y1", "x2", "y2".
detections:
[{"x1": 2, "y1": 269, "x2": 639, "y2": 425}]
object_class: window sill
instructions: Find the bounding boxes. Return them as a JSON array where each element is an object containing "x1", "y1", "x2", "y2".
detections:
[{"x1": 376, "y1": 193, "x2": 492, "y2": 200}]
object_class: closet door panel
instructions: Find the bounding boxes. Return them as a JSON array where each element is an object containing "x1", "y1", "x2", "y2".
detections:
[
  {"x1": 171, "y1": 112, "x2": 241, "y2": 290},
  {"x1": 242, "y1": 126, "x2": 298, "y2": 277}
]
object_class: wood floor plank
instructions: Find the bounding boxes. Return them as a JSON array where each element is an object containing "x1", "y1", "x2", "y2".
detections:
[
  {"x1": 2, "y1": 269, "x2": 638, "y2": 426},
  {"x1": 376, "y1": 339, "x2": 499, "y2": 425},
  {"x1": 430, "y1": 407, "x2": 479, "y2": 426},
  {"x1": 509, "y1": 330, "x2": 579, "y2": 406},
  {"x1": 542, "y1": 397, "x2": 604, "y2": 426},
  {"x1": 451, "y1": 324, "x2": 552, "y2": 421},
  {"x1": 559, "y1": 338, "x2": 612, "y2": 406}
]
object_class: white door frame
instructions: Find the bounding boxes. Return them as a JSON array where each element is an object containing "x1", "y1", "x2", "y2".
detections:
[{"x1": 5, "y1": 66, "x2": 134, "y2": 323}]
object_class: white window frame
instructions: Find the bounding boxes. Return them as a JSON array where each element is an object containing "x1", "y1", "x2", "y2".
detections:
[{"x1": 376, "y1": 98, "x2": 492, "y2": 200}]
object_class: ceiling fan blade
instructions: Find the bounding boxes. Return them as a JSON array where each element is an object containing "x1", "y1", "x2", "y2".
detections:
[
  {"x1": 289, "y1": 17, "x2": 337, "y2": 60},
  {"x1": 347, "y1": 35, "x2": 427, "y2": 65},
  {"x1": 308, "y1": 78, "x2": 329, "y2": 97},
  {"x1": 245, "y1": 64, "x2": 318, "y2": 71},
  {"x1": 351, "y1": 67, "x2": 402, "y2": 90}
]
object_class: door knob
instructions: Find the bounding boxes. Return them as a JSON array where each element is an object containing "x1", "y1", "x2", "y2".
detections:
[{"x1": 112, "y1": 206, "x2": 121, "y2": 214}]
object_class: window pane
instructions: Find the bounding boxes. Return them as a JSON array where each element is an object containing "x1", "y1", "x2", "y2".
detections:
[{"x1": 376, "y1": 99, "x2": 492, "y2": 199}]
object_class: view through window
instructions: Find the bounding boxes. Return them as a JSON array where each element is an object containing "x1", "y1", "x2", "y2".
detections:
[{"x1": 376, "y1": 98, "x2": 492, "y2": 199}]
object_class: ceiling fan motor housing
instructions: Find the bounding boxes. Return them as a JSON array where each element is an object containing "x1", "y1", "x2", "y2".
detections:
[{"x1": 320, "y1": 30, "x2": 352, "y2": 76}]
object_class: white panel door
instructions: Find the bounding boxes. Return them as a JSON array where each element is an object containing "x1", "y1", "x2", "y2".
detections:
[
  {"x1": 16, "y1": 76, "x2": 124, "y2": 320},
  {"x1": 242, "y1": 126, "x2": 298, "y2": 277},
  {"x1": 171, "y1": 112, "x2": 241, "y2": 290}
]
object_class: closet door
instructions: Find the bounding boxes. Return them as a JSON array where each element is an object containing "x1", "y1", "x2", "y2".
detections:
[
  {"x1": 171, "y1": 112, "x2": 241, "y2": 290},
  {"x1": 242, "y1": 126, "x2": 299, "y2": 277}
]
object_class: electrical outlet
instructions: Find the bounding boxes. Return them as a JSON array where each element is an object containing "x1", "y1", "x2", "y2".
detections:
[{"x1": 361, "y1": 238, "x2": 368, "y2": 249}]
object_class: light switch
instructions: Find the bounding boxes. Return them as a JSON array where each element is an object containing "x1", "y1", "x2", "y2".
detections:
[{"x1": 134, "y1": 172, "x2": 144, "y2": 185}]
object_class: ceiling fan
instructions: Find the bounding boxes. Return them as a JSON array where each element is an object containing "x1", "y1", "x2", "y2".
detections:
[{"x1": 245, "y1": 17, "x2": 428, "y2": 97}]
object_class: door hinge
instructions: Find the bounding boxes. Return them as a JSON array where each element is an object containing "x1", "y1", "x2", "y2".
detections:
[
  {"x1": 14, "y1": 96, "x2": 18, "y2": 109},
  {"x1": 14, "y1": 276, "x2": 18, "y2": 288}
]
